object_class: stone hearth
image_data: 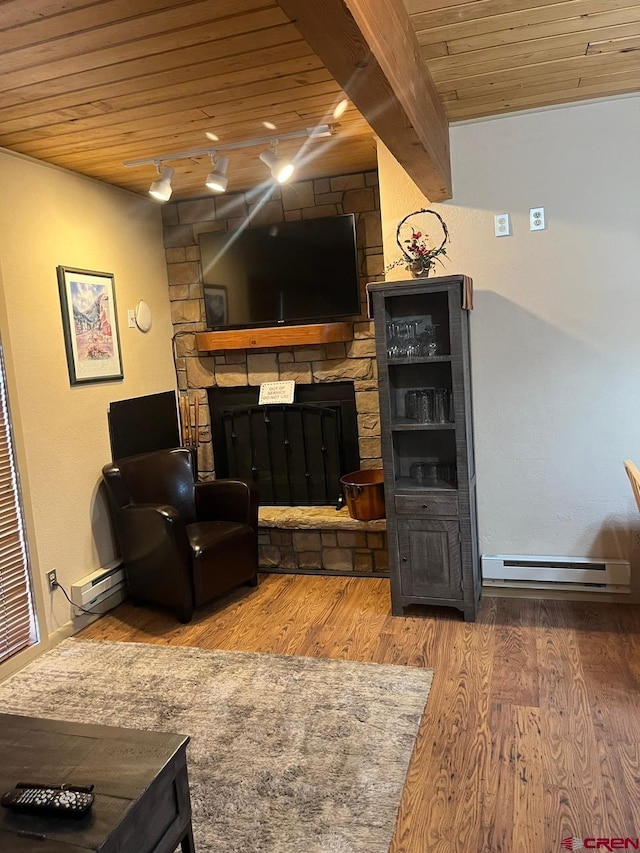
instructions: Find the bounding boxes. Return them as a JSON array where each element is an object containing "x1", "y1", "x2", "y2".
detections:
[{"x1": 258, "y1": 506, "x2": 388, "y2": 575}]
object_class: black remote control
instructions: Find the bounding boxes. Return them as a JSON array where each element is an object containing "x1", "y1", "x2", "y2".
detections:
[{"x1": 1, "y1": 785, "x2": 94, "y2": 819}]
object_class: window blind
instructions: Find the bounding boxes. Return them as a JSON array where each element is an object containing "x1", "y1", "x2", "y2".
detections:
[{"x1": 0, "y1": 345, "x2": 36, "y2": 664}]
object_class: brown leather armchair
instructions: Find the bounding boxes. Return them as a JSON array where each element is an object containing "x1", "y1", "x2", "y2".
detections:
[{"x1": 102, "y1": 447, "x2": 258, "y2": 623}]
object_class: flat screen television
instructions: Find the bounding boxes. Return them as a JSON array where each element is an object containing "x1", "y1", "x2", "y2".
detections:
[
  {"x1": 108, "y1": 391, "x2": 180, "y2": 461},
  {"x1": 199, "y1": 214, "x2": 361, "y2": 330}
]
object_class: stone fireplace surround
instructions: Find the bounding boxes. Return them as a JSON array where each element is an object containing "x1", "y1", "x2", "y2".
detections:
[{"x1": 163, "y1": 169, "x2": 388, "y2": 576}]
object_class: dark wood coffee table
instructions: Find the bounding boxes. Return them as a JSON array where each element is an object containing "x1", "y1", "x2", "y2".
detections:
[{"x1": 0, "y1": 714, "x2": 195, "y2": 852}]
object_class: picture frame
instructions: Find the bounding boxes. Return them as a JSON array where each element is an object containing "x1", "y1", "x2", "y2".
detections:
[
  {"x1": 57, "y1": 266, "x2": 123, "y2": 385},
  {"x1": 203, "y1": 284, "x2": 228, "y2": 328}
]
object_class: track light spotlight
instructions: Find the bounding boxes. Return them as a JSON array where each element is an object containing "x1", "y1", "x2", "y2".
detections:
[
  {"x1": 205, "y1": 155, "x2": 229, "y2": 193},
  {"x1": 149, "y1": 165, "x2": 174, "y2": 202},
  {"x1": 259, "y1": 149, "x2": 295, "y2": 183},
  {"x1": 332, "y1": 99, "x2": 349, "y2": 119}
]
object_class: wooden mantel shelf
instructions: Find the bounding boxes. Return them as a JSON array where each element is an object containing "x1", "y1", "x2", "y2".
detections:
[{"x1": 195, "y1": 322, "x2": 353, "y2": 352}]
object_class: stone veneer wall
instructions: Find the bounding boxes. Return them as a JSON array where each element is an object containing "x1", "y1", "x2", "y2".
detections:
[
  {"x1": 161, "y1": 169, "x2": 387, "y2": 575},
  {"x1": 162, "y1": 168, "x2": 384, "y2": 480}
]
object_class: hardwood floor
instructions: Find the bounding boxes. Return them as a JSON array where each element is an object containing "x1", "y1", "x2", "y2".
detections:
[{"x1": 79, "y1": 574, "x2": 640, "y2": 853}]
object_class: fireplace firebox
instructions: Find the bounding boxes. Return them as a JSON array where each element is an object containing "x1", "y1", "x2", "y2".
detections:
[{"x1": 208, "y1": 383, "x2": 359, "y2": 506}]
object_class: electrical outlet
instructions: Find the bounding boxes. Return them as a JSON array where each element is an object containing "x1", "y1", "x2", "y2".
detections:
[
  {"x1": 47, "y1": 569, "x2": 58, "y2": 589},
  {"x1": 494, "y1": 213, "x2": 511, "y2": 237},
  {"x1": 633, "y1": 532, "x2": 640, "y2": 551},
  {"x1": 530, "y1": 207, "x2": 545, "y2": 231}
]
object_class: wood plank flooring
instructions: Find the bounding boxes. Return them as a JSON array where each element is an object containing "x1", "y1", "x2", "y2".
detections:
[{"x1": 79, "y1": 574, "x2": 640, "y2": 853}]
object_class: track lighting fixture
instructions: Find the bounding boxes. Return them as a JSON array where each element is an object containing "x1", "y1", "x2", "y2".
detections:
[
  {"x1": 205, "y1": 155, "x2": 229, "y2": 193},
  {"x1": 148, "y1": 164, "x2": 174, "y2": 202},
  {"x1": 125, "y1": 124, "x2": 333, "y2": 201},
  {"x1": 258, "y1": 148, "x2": 295, "y2": 184}
]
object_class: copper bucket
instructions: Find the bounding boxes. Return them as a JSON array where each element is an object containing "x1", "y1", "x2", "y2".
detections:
[{"x1": 340, "y1": 469, "x2": 385, "y2": 521}]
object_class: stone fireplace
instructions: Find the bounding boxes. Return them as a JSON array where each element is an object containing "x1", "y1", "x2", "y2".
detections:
[
  {"x1": 162, "y1": 168, "x2": 388, "y2": 575},
  {"x1": 208, "y1": 382, "x2": 359, "y2": 506}
]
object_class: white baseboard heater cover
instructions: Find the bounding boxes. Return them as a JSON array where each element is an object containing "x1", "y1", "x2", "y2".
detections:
[
  {"x1": 481, "y1": 554, "x2": 631, "y2": 594},
  {"x1": 70, "y1": 560, "x2": 126, "y2": 614}
]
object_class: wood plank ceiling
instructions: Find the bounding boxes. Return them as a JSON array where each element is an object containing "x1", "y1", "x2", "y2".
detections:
[
  {"x1": 0, "y1": 0, "x2": 638, "y2": 200},
  {"x1": 406, "y1": 0, "x2": 640, "y2": 121}
]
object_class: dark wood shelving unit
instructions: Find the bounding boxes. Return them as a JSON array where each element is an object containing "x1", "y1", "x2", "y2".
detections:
[
  {"x1": 387, "y1": 355, "x2": 453, "y2": 365},
  {"x1": 195, "y1": 322, "x2": 353, "y2": 352},
  {"x1": 391, "y1": 421, "x2": 456, "y2": 431},
  {"x1": 369, "y1": 275, "x2": 480, "y2": 622}
]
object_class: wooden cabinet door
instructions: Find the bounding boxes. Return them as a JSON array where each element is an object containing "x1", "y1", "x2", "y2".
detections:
[{"x1": 397, "y1": 518, "x2": 462, "y2": 600}]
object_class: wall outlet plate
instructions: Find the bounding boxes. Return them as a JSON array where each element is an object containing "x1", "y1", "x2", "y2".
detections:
[
  {"x1": 530, "y1": 207, "x2": 546, "y2": 230},
  {"x1": 494, "y1": 213, "x2": 511, "y2": 237},
  {"x1": 47, "y1": 569, "x2": 57, "y2": 589}
]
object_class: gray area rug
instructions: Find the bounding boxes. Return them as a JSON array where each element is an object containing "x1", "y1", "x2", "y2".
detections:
[{"x1": 0, "y1": 639, "x2": 433, "y2": 853}]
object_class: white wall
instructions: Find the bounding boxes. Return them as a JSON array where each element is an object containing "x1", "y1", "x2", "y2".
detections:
[
  {"x1": 0, "y1": 150, "x2": 176, "y2": 642},
  {"x1": 378, "y1": 96, "x2": 640, "y2": 566}
]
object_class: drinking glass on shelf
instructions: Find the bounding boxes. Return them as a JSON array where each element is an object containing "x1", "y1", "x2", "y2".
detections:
[
  {"x1": 404, "y1": 389, "x2": 418, "y2": 420},
  {"x1": 410, "y1": 459, "x2": 440, "y2": 486},
  {"x1": 394, "y1": 321, "x2": 407, "y2": 357},
  {"x1": 386, "y1": 321, "x2": 395, "y2": 358},
  {"x1": 439, "y1": 464, "x2": 456, "y2": 486},
  {"x1": 404, "y1": 321, "x2": 420, "y2": 358},
  {"x1": 386, "y1": 321, "x2": 406, "y2": 358},
  {"x1": 433, "y1": 388, "x2": 452, "y2": 423},
  {"x1": 416, "y1": 389, "x2": 433, "y2": 423},
  {"x1": 394, "y1": 320, "x2": 416, "y2": 358}
]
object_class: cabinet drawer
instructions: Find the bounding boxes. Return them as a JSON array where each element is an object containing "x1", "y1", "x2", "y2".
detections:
[{"x1": 395, "y1": 493, "x2": 458, "y2": 517}]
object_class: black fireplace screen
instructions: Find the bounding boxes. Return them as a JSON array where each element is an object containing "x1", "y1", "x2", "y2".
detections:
[{"x1": 208, "y1": 384, "x2": 359, "y2": 506}]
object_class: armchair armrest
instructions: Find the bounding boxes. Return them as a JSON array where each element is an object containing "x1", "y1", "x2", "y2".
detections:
[
  {"x1": 117, "y1": 503, "x2": 194, "y2": 615},
  {"x1": 195, "y1": 479, "x2": 258, "y2": 532},
  {"x1": 119, "y1": 503, "x2": 189, "y2": 561}
]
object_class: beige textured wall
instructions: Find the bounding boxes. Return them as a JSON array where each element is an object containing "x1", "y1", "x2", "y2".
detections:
[
  {"x1": 0, "y1": 151, "x2": 176, "y2": 639},
  {"x1": 378, "y1": 96, "x2": 640, "y2": 565}
]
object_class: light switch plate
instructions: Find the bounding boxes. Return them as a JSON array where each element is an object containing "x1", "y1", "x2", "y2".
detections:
[
  {"x1": 127, "y1": 309, "x2": 136, "y2": 328},
  {"x1": 494, "y1": 213, "x2": 511, "y2": 237}
]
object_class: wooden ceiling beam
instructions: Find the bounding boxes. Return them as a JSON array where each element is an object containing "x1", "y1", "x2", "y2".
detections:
[{"x1": 276, "y1": 0, "x2": 452, "y2": 200}]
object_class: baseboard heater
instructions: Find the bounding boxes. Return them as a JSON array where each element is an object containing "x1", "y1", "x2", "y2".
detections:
[
  {"x1": 481, "y1": 554, "x2": 631, "y2": 594},
  {"x1": 70, "y1": 560, "x2": 126, "y2": 614}
]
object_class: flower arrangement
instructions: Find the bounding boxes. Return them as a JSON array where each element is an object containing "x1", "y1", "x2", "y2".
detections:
[{"x1": 386, "y1": 208, "x2": 450, "y2": 278}]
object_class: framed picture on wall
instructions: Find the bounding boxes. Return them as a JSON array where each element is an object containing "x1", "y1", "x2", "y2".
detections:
[
  {"x1": 203, "y1": 284, "x2": 228, "y2": 328},
  {"x1": 57, "y1": 266, "x2": 123, "y2": 385}
]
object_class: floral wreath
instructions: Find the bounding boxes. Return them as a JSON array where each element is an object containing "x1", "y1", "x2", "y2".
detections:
[{"x1": 386, "y1": 209, "x2": 450, "y2": 276}]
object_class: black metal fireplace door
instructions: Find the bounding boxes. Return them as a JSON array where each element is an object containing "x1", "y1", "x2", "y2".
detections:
[{"x1": 220, "y1": 404, "x2": 343, "y2": 505}]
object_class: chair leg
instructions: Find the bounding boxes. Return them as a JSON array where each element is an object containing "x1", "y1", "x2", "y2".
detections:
[
  {"x1": 175, "y1": 605, "x2": 194, "y2": 623},
  {"x1": 247, "y1": 573, "x2": 259, "y2": 588}
]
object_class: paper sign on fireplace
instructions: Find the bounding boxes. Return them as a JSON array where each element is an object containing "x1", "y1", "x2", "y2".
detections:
[{"x1": 258, "y1": 380, "x2": 295, "y2": 405}]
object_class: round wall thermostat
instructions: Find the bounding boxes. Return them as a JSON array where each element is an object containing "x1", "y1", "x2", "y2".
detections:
[{"x1": 134, "y1": 300, "x2": 152, "y2": 332}]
